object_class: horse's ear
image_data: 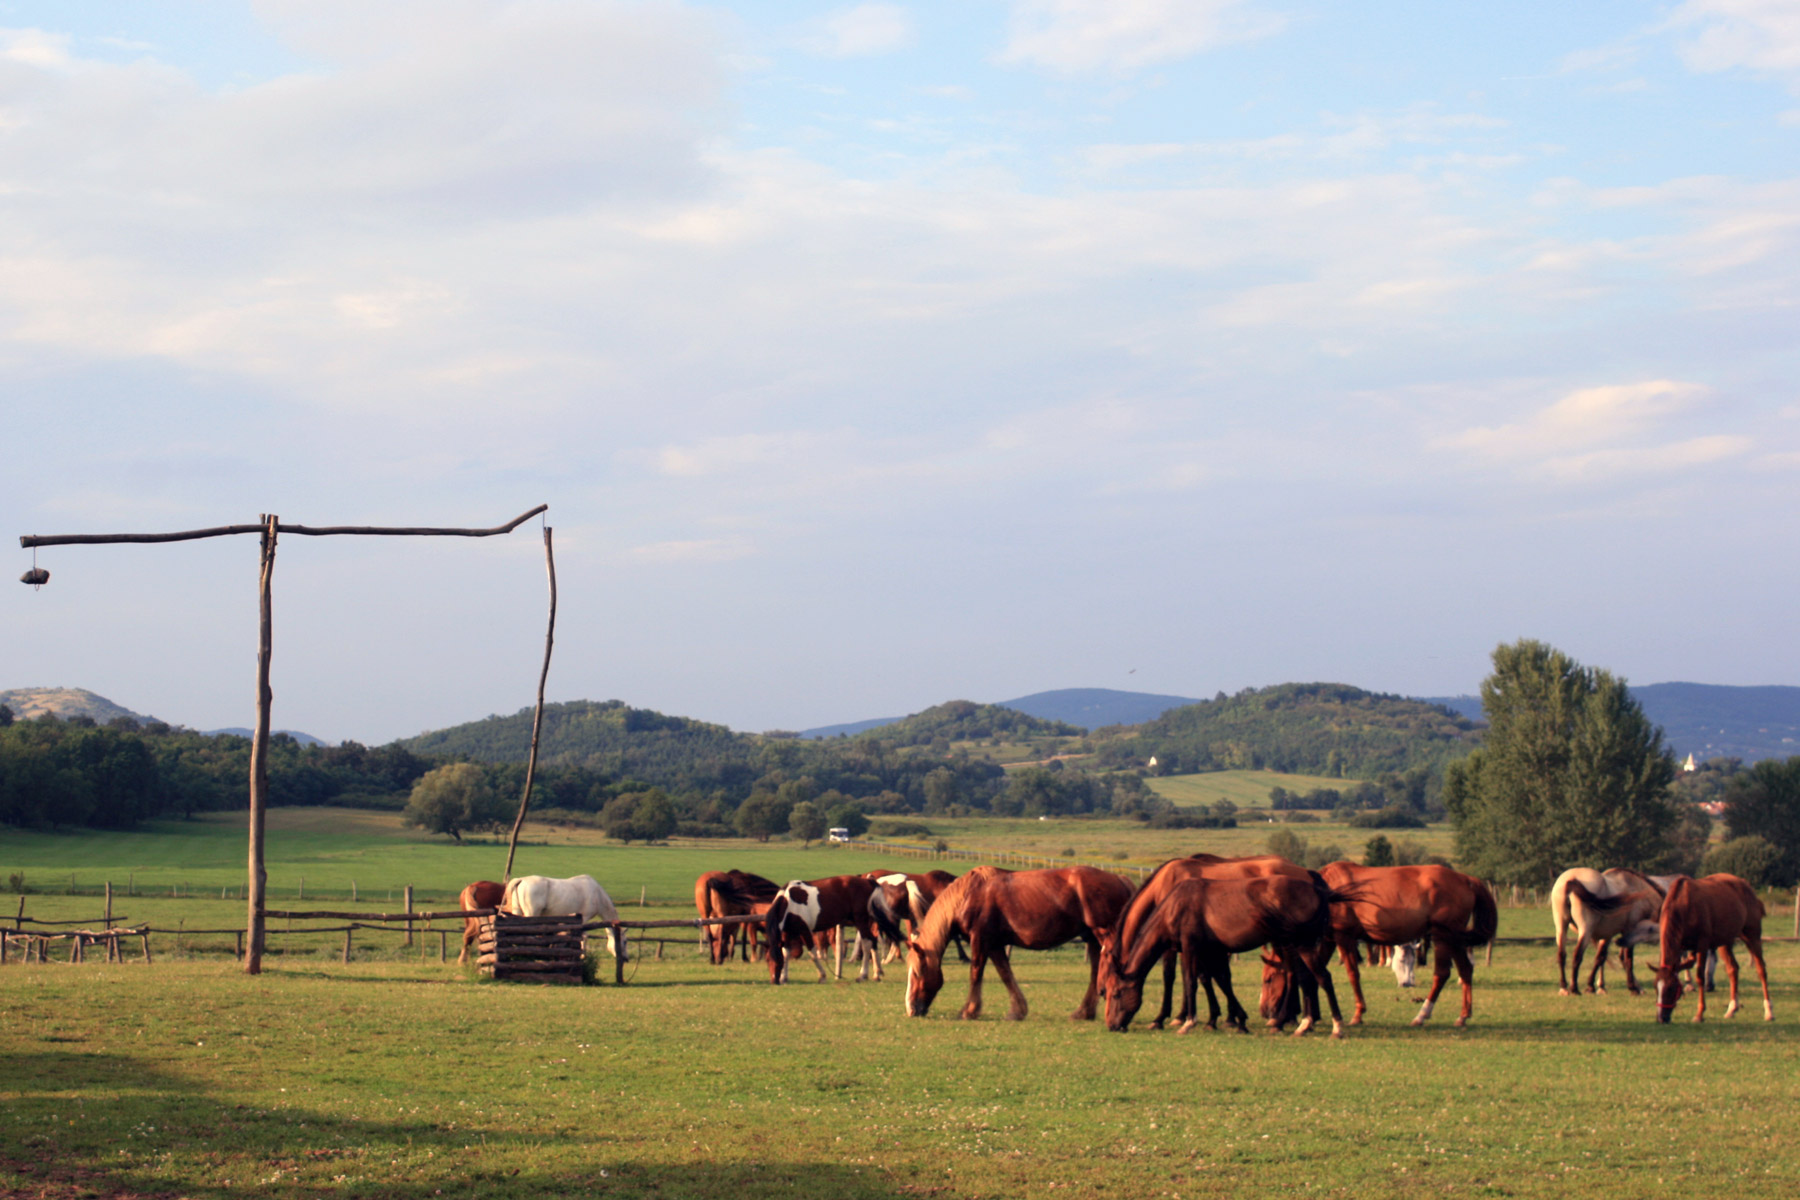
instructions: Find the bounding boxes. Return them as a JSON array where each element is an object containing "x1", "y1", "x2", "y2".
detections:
[{"x1": 1675, "y1": 954, "x2": 1699, "y2": 973}]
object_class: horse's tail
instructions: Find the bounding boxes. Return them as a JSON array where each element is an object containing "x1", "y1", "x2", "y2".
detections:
[
  {"x1": 1565, "y1": 878, "x2": 1626, "y2": 915},
  {"x1": 868, "y1": 888, "x2": 907, "y2": 948},
  {"x1": 1459, "y1": 878, "x2": 1499, "y2": 949}
]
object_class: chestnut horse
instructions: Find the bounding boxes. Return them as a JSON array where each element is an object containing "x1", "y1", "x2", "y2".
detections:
[
  {"x1": 905, "y1": 865, "x2": 1133, "y2": 1021},
  {"x1": 1550, "y1": 867, "x2": 1664, "y2": 995},
  {"x1": 1102, "y1": 874, "x2": 1338, "y2": 1037},
  {"x1": 457, "y1": 880, "x2": 506, "y2": 965},
  {"x1": 1648, "y1": 873, "x2": 1772, "y2": 1024},
  {"x1": 696, "y1": 870, "x2": 781, "y2": 964},
  {"x1": 1264, "y1": 862, "x2": 1496, "y2": 1027},
  {"x1": 765, "y1": 875, "x2": 883, "y2": 984},
  {"x1": 1100, "y1": 854, "x2": 1343, "y2": 1034}
]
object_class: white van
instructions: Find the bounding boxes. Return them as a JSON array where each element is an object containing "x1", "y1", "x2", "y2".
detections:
[{"x1": 827, "y1": 827, "x2": 852, "y2": 843}]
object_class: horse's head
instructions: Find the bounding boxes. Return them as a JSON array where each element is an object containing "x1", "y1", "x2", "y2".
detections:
[
  {"x1": 1093, "y1": 931, "x2": 1137, "y2": 1032},
  {"x1": 1390, "y1": 941, "x2": 1420, "y2": 989},
  {"x1": 904, "y1": 937, "x2": 942, "y2": 1017},
  {"x1": 1259, "y1": 953, "x2": 1297, "y2": 1026},
  {"x1": 1651, "y1": 957, "x2": 1694, "y2": 1023}
]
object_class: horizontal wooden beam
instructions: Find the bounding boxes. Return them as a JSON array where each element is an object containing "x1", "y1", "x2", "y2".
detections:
[{"x1": 21, "y1": 505, "x2": 547, "y2": 549}]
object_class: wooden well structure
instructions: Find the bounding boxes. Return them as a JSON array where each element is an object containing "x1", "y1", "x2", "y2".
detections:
[{"x1": 478, "y1": 912, "x2": 586, "y2": 984}]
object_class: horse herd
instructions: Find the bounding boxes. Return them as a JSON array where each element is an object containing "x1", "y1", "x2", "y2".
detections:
[{"x1": 459, "y1": 857, "x2": 1776, "y2": 1033}]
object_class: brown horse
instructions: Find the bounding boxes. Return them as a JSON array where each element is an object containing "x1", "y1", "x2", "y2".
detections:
[
  {"x1": 1648, "y1": 874, "x2": 1773, "y2": 1024},
  {"x1": 1103, "y1": 874, "x2": 1338, "y2": 1036},
  {"x1": 905, "y1": 865, "x2": 1133, "y2": 1021},
  {"x1": 457, "y1": 880, "x2": 506, "y2": 965},
  {"x1": 765, "y1": 875, "x2": 883, "y2": 984},
  {"x1": 1100, "y1": 854, "x2": 1343, "y2": 1034},
  {"x1": 1263, "y1": 862, "x2": 1497, "y2": 1027},
  {"x1": 699, "y1": 870, "x2": 781, "y2": 964}
]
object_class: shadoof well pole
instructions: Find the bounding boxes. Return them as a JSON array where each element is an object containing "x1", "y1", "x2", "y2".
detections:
[
  {"x1": 18, "y1": 504, "x2": 548, "y2": 974},
  {"x1": 503, "y1": 525, "x2": 556, "y2": 883}
]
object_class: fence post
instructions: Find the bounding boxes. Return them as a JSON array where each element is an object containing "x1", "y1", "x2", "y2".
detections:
[
  {"x1": 235, "y1": 930, "x2": 244, "y2": 961},
  {"x1": 614, "y1": 924, "x2": 627, "y2": 985},
  {"x1": 404, "y1": 886, "x2": 414, "y2": 948},
  {"x1": 439, "y1": 930, "x2": 447, "y2": 963},
  {"x1": 352, "y1": 879, "x2": 357, "y2": 904},
  {"x1": 105, "y1": 881, "x2": 112, "y2": 929},
  {"x1": 343, "y1": 927, "x2": 353, "y2": 964}
]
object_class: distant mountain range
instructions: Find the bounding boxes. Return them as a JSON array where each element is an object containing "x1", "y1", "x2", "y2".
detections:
[
  {"x1": 1418, "y1": 682, "x2": 1800, "y2": 764},
  {"x1": 801, "y1": 687, "x2": 1203, "y2": 738},
  {"x1": 0, "y1": 686, "x2": 325, "y2": 744}
]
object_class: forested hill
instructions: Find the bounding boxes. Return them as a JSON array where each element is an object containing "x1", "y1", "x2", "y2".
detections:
[
  {"x1": 851, "y1": 700, "x2": 1083, "y2": 746},
  {"x1": 1090, "y1": 683, "x2": 1479, "y2": 780}
]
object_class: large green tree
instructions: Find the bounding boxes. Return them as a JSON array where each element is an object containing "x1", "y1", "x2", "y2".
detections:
[
  {"x1": 1443, "y1": 640, "x2": 1677, "y2": 885},
  {"x1": 401, "y1": 762, "x2": 507, "y2": 842},
  {"x1": 1722, "y1": 756, "x2": 1800, "y2": 885}
]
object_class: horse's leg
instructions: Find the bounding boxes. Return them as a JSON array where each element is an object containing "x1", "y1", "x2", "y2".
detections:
[
  {"x1": 1176, "y1": 948, "x2": 1201, "y2": 1034},
  {"x1": 1692, "y1": 947, "x2": 1711, "y2": 1023},
  {"x1": 1071, "y1": 937, "x2": 1099, "y2": 1021},
  {"x1": 1555, "y1": 918, "x2": 1572, "y2": 995},
  {"x1": 1212, "y1": 957, "x2": 1249, "y2": 1033},
  {"x1": 1742, "y1": 931, "x2": 1774, "y2": 1021},
  {"x1": 1283, "y1": 949, "x2": 1318, "y2": 1037},
  {"x1": 990, "y1": 945, "x2": 1030, "y2": 1021},
  {"x1": 1718, "y1": 943, "x2": 1742, "y2": 1019},
  {"x1": 1622, "y1": 940, "x2": 1641, "y2": 995},
  {"x1": 1412, "y1": 938, "x2": 1453, "y2": 1027},
  {"x1": 961, "y1": 945, "x2": 987, "y2": 1020},
  {"x1": 1568, "y1": 931, "x2": 1588, "y2": 996},
  {"x1": 1149, "y1": 950, "x2": 1176, "y2": 1030},
  {"x1": 1338, "y1": 940, "x2": 1367, "y2": 1026},
  {"x1": 1451, "y1": 943, "x2": 1476, "y2": 1027},
  {"x1": 1585, "y1": 935, "x2": 1609, "y2": 994},
  {"x1": 1304, "y1": 945, "x2": 1346, "y2": 1039}
]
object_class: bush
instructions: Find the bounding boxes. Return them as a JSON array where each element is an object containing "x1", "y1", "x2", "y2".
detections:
[
  {"x1": 870, "y1": 819, "x2": 934, "y2": 839},
  {"x1": 1392, "y1": 838, "x2": 1430, "y2": 866},
  {"x1": 1364, "y1": 835, "x2": 1395, "y2": 867},
  {"x1": 1347, "y1": 804, "x2": 1427, "y2": 829},
  {"x1": 1283, "y1": 811, "x2": 1317, "y2": 824},
  {"x1": 1702, "y1": 835, "x2": 1784, "y2": 888}
]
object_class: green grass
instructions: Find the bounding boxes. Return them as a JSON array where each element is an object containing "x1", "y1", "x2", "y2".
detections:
[
  {"x1": 3, "y1": 938, "x2": 1797, "y2": 1199},
  {"x1": 1146, "y1": 768, "x2": 1366, "y2": 809}
]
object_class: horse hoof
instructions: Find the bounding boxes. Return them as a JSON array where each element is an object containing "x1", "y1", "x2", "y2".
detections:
[
  {"x1": 1558, "y1": 988, "x2": 1572, "y2": 997},
  {"x1": 1330, "y1": 1022, "x2": 1345, "y2": 1040},
  {"x1": 1176, "y1": 1021, "x2": 1196, "y2": 1035},
  {"x1": 1453, "y1": 1017, "x2": 1468, "y2": 1028}
]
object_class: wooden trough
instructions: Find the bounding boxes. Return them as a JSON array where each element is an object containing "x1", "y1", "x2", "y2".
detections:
[{"x1": 477, "y1": 912, "x2": 585, "y2": 985}]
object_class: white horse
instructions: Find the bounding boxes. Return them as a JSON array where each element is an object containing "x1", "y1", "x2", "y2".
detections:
[
  {"x1": 1549, "y1": 867, "x2": 1662, "y2": 995},
  {"x1": 503, "y1": 874, "x2": 624, "y2": 960}
]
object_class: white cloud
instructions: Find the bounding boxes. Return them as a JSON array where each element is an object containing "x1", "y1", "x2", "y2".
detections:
[
  {"x1": 1446, "y1": 381, "x2": 1713, "y2": 457},
  {"x1": 1669, "y1": 0, "x2": 1800, "y2": 85},
  {"x1": 1540, "y1": 434, "x2": 1752, "y2": 481},
  {"x1": 797, "y1": 4, "x2": 915, "y2": 58},
  {"x1": 998, "y1": 0, "x2": 1283, "y2": 72}
]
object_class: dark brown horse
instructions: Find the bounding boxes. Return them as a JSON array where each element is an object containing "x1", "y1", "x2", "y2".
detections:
[
  {"x1": 1648, "y1": 873, "x2": 1773, "y2": 1024},
  {"x1": 457, "y1": 880, "x2": 505, "y2": 965},
  {"x1": 699, "y1": 870, "x2": 781, "y2": 964},
  {"x1": 1100, "y1": 854, "x2": 1343, "y2": 1034},
  {"x1": 1263, "y1": 862, "x2": 1496, "y2": 1028},
  {"x1": 904, "y1": 865, "x2": 1133, "y2": 1021},
  {"x1": 765, "y1": 875, "x2": 883, "y2": 984},
  {"x1": 1102, "y1": 874, "x2": 1337, "y2": 1036}
]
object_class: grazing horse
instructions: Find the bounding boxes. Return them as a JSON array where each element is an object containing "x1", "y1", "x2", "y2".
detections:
[
  {"x1": 503, "y1": 874, "x2": 624, "y2": 960},
  {"x1": 1102, "y1": 874, "x2": 1338, "y2": 1037},
  {"x1": 1550, "y1": 867, "x2": 1665, "y2": 995},
  {"x1": 905, "y1": 865, "x2": 1133, "y2": 1021},
  {"x1": 1100, "y1": 854, "x2": 1342, "y2": 1034},
  {"x1": 1264, "y1": 862, "x2": 1496, "y2": 1027},
  {"x1": 764, "y1": 875, "x2": 883, "y2": 984},
  {"x1": 867, "y1": 870, "x2": 963, "y2": 963},
  {"x1": 1648, "y1": 873, "x2": 1772, "y2": 1024},
  {"x1": 457, "y1": 880, "x2": 506, "y2": 966},
  {"x1": 696, "y1": 870, "x2": 781, "y2": 964}
]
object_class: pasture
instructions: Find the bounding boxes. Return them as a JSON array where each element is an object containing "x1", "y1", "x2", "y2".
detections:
[{"x1": 4, "y1": 936, "x2": 1798, "y2": 1199}]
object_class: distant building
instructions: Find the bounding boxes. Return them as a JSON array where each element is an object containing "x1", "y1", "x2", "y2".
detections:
[
  {"x1": 1147, "y1": 756, "x2": 1158, "y2": 769},
  {"x1": 1682, "y1": 753, "x2": 1697, "y2": 772}
]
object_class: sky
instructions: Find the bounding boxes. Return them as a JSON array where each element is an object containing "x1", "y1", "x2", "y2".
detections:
[{"x1": 2, "y1": 1, "x2": 1798, "y2": 744}]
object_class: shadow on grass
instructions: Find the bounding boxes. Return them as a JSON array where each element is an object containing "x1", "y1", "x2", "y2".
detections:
[{"x1": 2, "y1": 1048, "x2": 916, "y2": 1200}]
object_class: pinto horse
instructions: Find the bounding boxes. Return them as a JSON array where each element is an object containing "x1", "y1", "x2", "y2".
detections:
[
  {"x1": 867, "y1": 870, "x2": 963, "y2": 964},
  {"x1": 1550, "y1": 867, "x2": 1664, "y2": 995},
  {"x1": 1102, "y1": 874, "x2": 1338, "y2": 1037},
  {"x1": 1648, "y1": 873, "x2": 1772, "y2": 1024},
  {"x1": 1100, "y1": 854, "x2": 1342, "y2": 1034},
  {"x1": 457, "y1": 880, "x2": 506, "y2": 966},
  {"x1": 696, "y1": 870, "x2": 781, "y2": 964},
  {"x1": 764, "y1": 875, "x2": 883, "y2": 984},
  {"x1": 504, "y1": 874, "x2": 624, "y2": 960},
  {"x1": 905, "y1": 865, "x2": 1133, "y2": 1021},
  {"x1": 1264, "y1": 862, "x2": 1496, "y2": 1028}
]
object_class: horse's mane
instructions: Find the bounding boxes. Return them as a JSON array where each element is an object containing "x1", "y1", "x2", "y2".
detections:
[
  {"x1": 914, "y1": 868, "x2": 989, "y2": 954},
  {"x1": 711, "y1": 870, "x2": 779, "y2": 905}
]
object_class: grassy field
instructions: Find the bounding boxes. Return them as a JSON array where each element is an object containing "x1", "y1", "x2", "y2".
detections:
[
  {"x1": 3, "y1": 938, "x2": 1797, "y2": 1199},
  {"x1": 6, "y1": 811, "x2": 1799, "y2": 1197},
  {"x1": 1145, "y1": 769, "x2": 1357, "y2": 810}
]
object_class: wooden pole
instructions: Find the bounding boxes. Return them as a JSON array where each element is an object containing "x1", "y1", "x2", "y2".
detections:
[
  {"x1": 404, "y1": 886, "x2": 414, "y2": 947},
  {"x1": 343, "y1": 927, "x2": 352, "y2": 964},
  {"x1": 246, "y1": 513, "x2": 276, "y2": 975},
  {"x1": 439, "y1": 930, "x2": 447, "y2": 963},
  {"x1": 504, "y1": 525, "x2": 557, "y2": 883},
  {"x1": 104, "y1": 882, "x2": 112, "y2": 929},
  {"x1": 614, "y1": 924, "x2": 626, "y2": 985}
]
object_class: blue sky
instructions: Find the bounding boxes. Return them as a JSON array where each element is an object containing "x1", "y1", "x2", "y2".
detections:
[{"x1": 3, "y1": 1, "x2": 1797, "y2": 743}]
